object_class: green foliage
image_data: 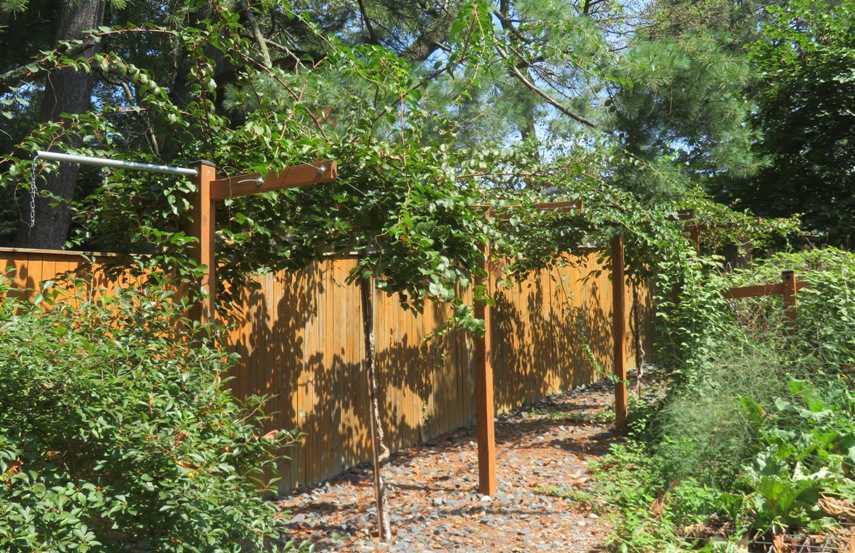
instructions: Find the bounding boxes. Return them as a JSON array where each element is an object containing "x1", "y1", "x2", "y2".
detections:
[
  {"x1": 600, "y1": 248, "x2": 855, "y2": 550},
  {"x1": 609, "y1": 33, "x2": 760, "y2": 200},
  {"x1": 2, "y1": 0, "x2": 761, "y2": 339},
  {"x1": 643, "y1": 0, "x2": 778, "y2": 51},
  {"x1": 0, "y1": 277, "x2": 302, "y2": 551},
  {"x1": 742, "y1": 378, "x2": 855, "y2": 530},
  {"x1": 743, "y1": 450, "x2": 836, "y2": 531},
  {"x1": 721, "y1": 0, "x2": 855, "y2": 247},
  {"x1": 590, "y1": 443, "x2": 684, "y2": 553},
  {"x1": 0, "y1": 0, "x2": 793, "y2": 308},
  {"x1": 654, "y1": 337, "x2": 797, "y2": 487}
]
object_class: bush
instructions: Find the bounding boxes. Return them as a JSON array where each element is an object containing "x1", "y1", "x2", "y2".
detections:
[
  {"x1": 655, "y1": 337, "x2": 797, "y2": 487},
  {"x1": 600, "y1": 248, "x2": 855, "y2": 549},
  {"x1": 653, "y1": 248, "x2": 855, "y2": 486},
  {"x1": 0, "y1": 276, "x2": 301, "y2": 552}
]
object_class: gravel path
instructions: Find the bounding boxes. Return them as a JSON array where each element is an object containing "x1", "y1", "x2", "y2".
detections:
[{"x1": 278, "y1": 379, "x2": 620, "y2": 552}]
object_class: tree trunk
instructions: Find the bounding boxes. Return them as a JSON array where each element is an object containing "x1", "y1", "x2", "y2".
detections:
[
  {"x1": 360, "y1": 273, "x2": 391, "y2": 541},
  {"x1": 16, "y1": 0, "x2": 105, "y2": 249},
  {"x1": 400, "y1": 4, "x2": 459, "y2": 63},
  {"x1": 632, "y1": 284, "x2": 645, "y2": 397}
]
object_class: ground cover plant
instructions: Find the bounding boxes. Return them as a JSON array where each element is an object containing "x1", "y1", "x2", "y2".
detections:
[
  {"x1": 0, "y1": 275, "x2": 304, "y2": 552},
  {"x1": 595, "y1": 248, "x2": 855, "y2": 552}
]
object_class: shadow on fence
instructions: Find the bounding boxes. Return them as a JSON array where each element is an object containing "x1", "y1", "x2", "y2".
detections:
[{"x1": 0, "y1": 248, "x2": 653, "y2": 492}]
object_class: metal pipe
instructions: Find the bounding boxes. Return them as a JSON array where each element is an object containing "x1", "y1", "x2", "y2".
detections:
[{"x1": 36, "y1": 150, "x2": 198, "y2": 177}]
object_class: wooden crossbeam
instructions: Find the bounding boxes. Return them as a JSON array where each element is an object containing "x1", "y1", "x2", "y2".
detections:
[
  {"x1": 473, "y1": 200, "x2": 584, "y2": 214},
  {"x1": 723, "y1": 272, "x2": 808, "y2": 332},
  {"x1": 531, "y1": 200, "x2": 584, "y2": 213},
  {"x1": 724, "y1": 283, "x2": 785, "y2": 299},
  {"x1": 724, "y1": 280, "x2": 808, "y2": 299},
  {"x1": 210, "y1": 161, "x2": 337, "y2": 201},
  {"x1": 190, "y1": 160, "x2": 337, "y2": 324},
  {"x1": 481, "y1": 200, "x2": 585, "y2": 222}
]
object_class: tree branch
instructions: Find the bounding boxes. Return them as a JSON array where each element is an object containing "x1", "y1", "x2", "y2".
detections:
[
  {"x1": 356, "y1": 0, "x2": 380, "y2": 45},
  {"x1": 240, "y1": 0, "x2": 272, "y2": 68},
  {"x1": 0, "y1": 37, "x2": 100, "y2": 95},
  {"x1": 494, "y1": 41, "x2": 599, "y2": 129},
  {"x1": 1, "y1": 28, "x2": 178, "y2": 95}
]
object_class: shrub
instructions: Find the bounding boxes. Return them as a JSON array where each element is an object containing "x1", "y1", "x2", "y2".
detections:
[
  {"x1": 652, "y1": 248, "x2": 855, "y2": 487},
  {"x1": 0, "y1": 276, "x2": 301, "y2": 552},
  {"x1": 601, "y1": 248, "x2": 855, "y2": 549},
  {"x1": 655, "y1": 337, "x2": 797, "y2": 487}
]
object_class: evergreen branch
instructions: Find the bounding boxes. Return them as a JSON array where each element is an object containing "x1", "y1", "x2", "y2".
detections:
[
  {"x1": 400, "y1": 5, "x2": 458, "y2": 63},
  {"x1": 493, "y1": 41, "x2": 599, "y2": 129},
  {"x1": 0, "y1": 37, "x2": 100, "y2": 94}
]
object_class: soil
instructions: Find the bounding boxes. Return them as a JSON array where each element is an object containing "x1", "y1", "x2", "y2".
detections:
[{"x1": 277, "y1": 378, "x2": 621, "y2": 552}]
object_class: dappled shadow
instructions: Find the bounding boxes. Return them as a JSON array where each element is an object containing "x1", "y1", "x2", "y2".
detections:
[
  {"x1": 221, "y1": 259, "x2": 474, "y2": 492},
  {"x1": 0, "y1": 249, "x2": 146, "y2": 307},
  {"x1": 2, "y1": 249, "x2": 649, "y2": 504},
  {"x1": 203, "y1": 254, "x2": 651, "y2": 493},
  {"x1": 0, "y1": 256, "x2": 35, "y2": 303},
  {"x1": 278, "y1": 381, "x2": 618, "y2": 552},
  {"x1": 491, "y1": 257, "x2": 627, "y2": 413}
]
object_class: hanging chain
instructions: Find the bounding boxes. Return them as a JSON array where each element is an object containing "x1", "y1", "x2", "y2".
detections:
[{"x1": 29, "y1": 152, "x2": 38, "y2": 229}]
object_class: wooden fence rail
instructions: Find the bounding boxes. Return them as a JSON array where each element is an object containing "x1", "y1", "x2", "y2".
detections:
[
  {"x1": 0, "y1": 247, "x2": 653, "y2": 492},
  {"x1": 724, "y1": 270, "x2": 809, "y2": 325}
]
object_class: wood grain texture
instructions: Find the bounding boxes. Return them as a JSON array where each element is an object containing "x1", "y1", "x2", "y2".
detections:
[
  {"x1": 1, "y1": 248, "x2": 653, "y2": 493},
  {"x1": 209, "y1": 161, "x2": 337, "y2": 200}
]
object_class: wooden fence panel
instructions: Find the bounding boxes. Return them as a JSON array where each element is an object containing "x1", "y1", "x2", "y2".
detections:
[{"x1": 1, "y1": 248, "x2": 653, "y2": 492}]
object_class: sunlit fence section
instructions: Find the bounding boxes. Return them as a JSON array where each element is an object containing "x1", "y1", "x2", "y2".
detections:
[{"x1": 1, "y1": 247, "x2": 652, "y2": 492}]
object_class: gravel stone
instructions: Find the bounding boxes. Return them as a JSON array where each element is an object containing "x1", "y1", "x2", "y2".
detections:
[{"x1": 278, "y1": 378, "x2": 621, "y2": 552}]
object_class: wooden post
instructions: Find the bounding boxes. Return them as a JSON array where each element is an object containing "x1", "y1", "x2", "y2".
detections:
[
  {"x1": 185, "y1": 160, "x2": 336, "y2": 328},
  {"x1": 677, "y1": 210, "x2": 700, "y2": 254},
  {"x1": 612, "y1": 233, "x2": 627, "y2": 427},
  {"x1": 689, "y1": 226, "x2": 701, "y2": 255},
  {"x1": 473, "y1": 240, "x2": 497, "y2": 496},
  {"x1": 189, "y1": 160, "x2": 217, "y2": 325},
  {"x1": 782, "y1": 270, "x2": 797, "y2": 330}
]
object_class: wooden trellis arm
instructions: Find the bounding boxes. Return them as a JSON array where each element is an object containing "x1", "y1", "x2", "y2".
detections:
[{"x1": 209, "y1": 161, "x2": 337, "y2": 200}]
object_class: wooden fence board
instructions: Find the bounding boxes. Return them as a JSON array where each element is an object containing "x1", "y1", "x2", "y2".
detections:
[{"x1": 0, "y1": 247, "x2": 653, "y2": 492}]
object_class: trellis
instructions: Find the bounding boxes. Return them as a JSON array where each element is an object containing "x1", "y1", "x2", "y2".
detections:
[
  {"x1": 186, "y1": 160, "x2": 337, "y2": 323},
  {"x1": 32, "y1": 149, "x2": 638, "y2": 500}
]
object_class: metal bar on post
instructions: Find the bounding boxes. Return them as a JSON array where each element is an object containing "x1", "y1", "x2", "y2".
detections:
[
  {"x1": 473, "y1": 227, "x2": 497, "y2": 497},
  {"x1": 36, "y1": 150, "x2": 198, "y2": 177},
  {"x1": 612, "y1": 233, "x2": 628, "y2": 428},
  {"x1": 189, "y1": 160, "x2": 217, "y2": 325}
]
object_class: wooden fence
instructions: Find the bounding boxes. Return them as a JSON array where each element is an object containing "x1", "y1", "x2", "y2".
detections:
[{"x1": 0, "y1": 248, "x2": 652, "y2": 492}]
